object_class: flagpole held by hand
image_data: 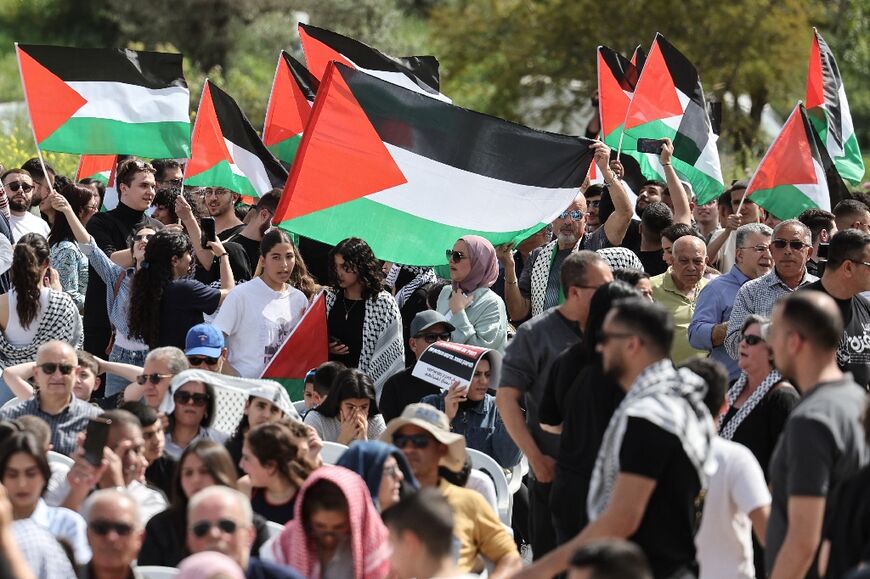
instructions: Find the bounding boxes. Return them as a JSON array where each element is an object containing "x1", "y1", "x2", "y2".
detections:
[{"x1": 734, "y1": 188, "x2": 749, "y2": 217}]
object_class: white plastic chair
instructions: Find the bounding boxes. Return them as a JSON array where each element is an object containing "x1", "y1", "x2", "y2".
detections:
[
  {"x1": 506, "y1": 455, "x2": 528, "y2": 495},
  {"x1": 47, "y1": 450, "x2": 74, "y2": 469},
  {"x1": 319, "y1": 441, "x2": 349, "y2": 465},
  {"x1": 467, "y1": 448, "x2": 512, "y2": 526},
  {"x1": 265, "y1": 520, "x2": 284, "y2": 539},
  {"x1": 135, "y1": 566, "x2": 179, "y2": 579}
]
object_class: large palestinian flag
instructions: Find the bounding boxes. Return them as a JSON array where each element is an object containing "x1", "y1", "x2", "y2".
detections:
[
  {"x1": 185, "y1": 81, "x2": 287, "y2": 198},
  {"x1": 274, "y1": 62, "x2": 594, "y2": 266},
  {"x1": 299, "y1": 23, "x2": 449, "y2": 102},
  {"x1": 263, "y1": 51, "x2": 319, "y2": 166},
  {"x1": 16, "y1": 45, "x2": 190, "y2": 158},
  {"x1": 260, "y1": 292, "x2": 328, "y2": 400},
  {"x1": 806, "y1": 28, "x2": 864, "y2": 184},
  {"x1": 744, "y1": 103, "x2": 847, "y2": 219},
  {"x1": 621, "y1": 33, "x2": 723, "y2": 204},
  {"x1": 597, "y1": 45, "x2": 644, "y2": 150}
]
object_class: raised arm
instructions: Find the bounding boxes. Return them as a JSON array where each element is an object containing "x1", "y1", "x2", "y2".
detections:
[
  {"x1": 176, "y1": 195, "x2": 215, "y2": 272},
  {"x1": 660, "y1": 138, "x2": 692, "y2": 226},
  {"x1": 594, "y1": 143, "x2": 633, "y2": 246}
]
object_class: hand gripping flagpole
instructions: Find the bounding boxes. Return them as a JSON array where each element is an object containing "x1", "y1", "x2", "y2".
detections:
[{"x1": 15, "y1": 43, "x2": 58, "y2": 198}]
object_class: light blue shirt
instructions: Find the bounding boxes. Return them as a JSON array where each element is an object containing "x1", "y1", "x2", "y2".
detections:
[
  {"x1": 31, "y1": 498, "x2": 91, "y2": 565},
  {"x1": 689, "y1": 265, "x2": 751, "y2": 382}
]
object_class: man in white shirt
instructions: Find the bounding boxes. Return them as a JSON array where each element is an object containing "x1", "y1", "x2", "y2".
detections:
[{"x1": 3, "y1": 169, "x2": 50, "y2": 241}]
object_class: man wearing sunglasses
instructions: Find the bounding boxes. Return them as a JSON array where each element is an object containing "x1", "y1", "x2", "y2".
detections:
[
  {"x1": 2, "y1": 168, "x2": 50, "y2": 242},
  {"x1": 0, "y1": 341, "x2": 102, "y2": 457},
  {"x1": 725, "y1": 219, "x2": 817, "y2": 360},
  {"x1": 187, "y1": 486, "x2": 302, "y2": 578},
  {"x1": 80, "y1": 488, "x2": 144, "y2": 579},
  {"x1": 185, "y1": 323, "x2": 228, "y2": 374},
  {"x1": 379, "y1": 311, "x2": 456, "y2": 422}
]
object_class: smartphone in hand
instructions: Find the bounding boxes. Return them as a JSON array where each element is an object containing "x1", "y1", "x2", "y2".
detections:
[
  {"x1": 636, "y1": 138, "x2": 665, "y2": 154},
  {"x1": 201, "y1": 217, "x2": 216, "y2": 249},
  {"x1": 83, "y1": 417, "x2": 113, "y2": 466}
]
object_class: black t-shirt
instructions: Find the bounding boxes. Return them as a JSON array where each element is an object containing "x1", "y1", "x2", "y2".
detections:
[
  {"x1": 823, "y1": 464, "x2": 870, "y2": 579},
  {"x1": 638, "y1": 249, "x2": 668, "y2": 276},
  {"x1": 218, "y1": 223, "x2": 244, "y2": 242},
  {"x1": 621, "y1": 219, "x2": 642, "y2": 254},
  {"x1": 327, "y1": 294, "x2": 366, "y2": 368},
  {"x1": 145, "y1": 454, "x2": 177, "y2": 499},
  {"x1": 539, "y1": 341, "x2": 588, "y2": 427},
  {"x1": 157, "y1": 279, "x2": 222, "y2": 349},
  {"x1": 193, "y1": 241, "x2": 251, "y2": 285},
  {"x1": 251, "y1": 487, "x2": 296, "y2": 525},
  {"x1": 620, "y1": 417, "x2": 702, "y2": 579},
  {"x1": 225, "y1": 433, "x2": 245, "y2": 477},
  {"x1": 231, "y1": 233, "x2": 263, "y2": 274},
  {"x1": 379, "y1": 366, "x2": 442, "y2": 422},
  {"x1": 804, "y1": 280, "x2": 870, "y2": 388}
]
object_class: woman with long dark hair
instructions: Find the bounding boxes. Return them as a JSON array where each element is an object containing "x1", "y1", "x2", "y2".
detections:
[
  {"x1": 303, "y1": 368, "x2": 386, "y2": 444},
  {"x1": 0, "y1": 233, "x2": 81, "y2": 404},
  {"x1": 128, "y1": 229, "x2": 234, "y2": 350},
  {"x1": 47, "y1": 184, "x2": 95, "y2": 312},
  {"x1": 214, "y1": 229, "x2": 310, "y2": 378},
  {"x1": 325, "y1": 237, "x2": 403, "y2": 396}
]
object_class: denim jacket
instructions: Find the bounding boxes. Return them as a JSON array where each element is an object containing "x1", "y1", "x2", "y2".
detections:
[{"x1": 420, "y1": 391, "x2": 522, "y2": 468}]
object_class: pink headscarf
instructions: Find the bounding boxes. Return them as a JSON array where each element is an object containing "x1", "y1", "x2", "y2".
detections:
[
  {"x1": 271, "y1": 465, "x2": 392, "y2": 579},
  {"x1": 453, "y1": 235, "x2": 499, "y2": 293}
]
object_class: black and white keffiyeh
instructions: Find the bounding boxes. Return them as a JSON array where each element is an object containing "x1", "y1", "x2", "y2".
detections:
[
  {"x1": 0, "y1": 290, "x2": 82, "y2": 368},
  {"x1": 718, "y1": 369, "x2": 783, "y2": 440},
  {"x1": 393, "y1": 266, "x2": 437, "y2": 309},
  {"x1": 596, "y1": 247, "x2": 644, "y2": 271},
  {"x1": 587, "y1": 359, "x2": 715, "y2": 520}
]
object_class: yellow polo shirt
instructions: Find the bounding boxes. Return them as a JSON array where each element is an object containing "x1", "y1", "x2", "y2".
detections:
[{"x1": 650, "y1": 271, "x2": 710, "y2": 364}]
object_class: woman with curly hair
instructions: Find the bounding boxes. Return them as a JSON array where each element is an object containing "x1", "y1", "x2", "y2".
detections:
[
  {"x1": 326, "y1": 237, "x2": 403, "y2": 397},
  {"x1": 128, "y1": 229, "x2": 234, "y2": 350},
  {"x1": 47, "y1": 184, "x2": 95, "y2": 312}
]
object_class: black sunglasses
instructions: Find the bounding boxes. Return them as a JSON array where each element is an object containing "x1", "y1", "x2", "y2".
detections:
[
  {"x1": 38, "y1": 363, "x2": 75, "y2": 375},
  {"x1": 6, "y1": 181, "x2": 33, "y2": 193},
  {"x1": 133, "y1": 234, "x2": 153, "y2": 242},
  {"x1": 190, "y1": 518, "x2": 238, "y2": 538},
  {"x1": 446, "y1": 250, "x2": 467, "y2": 263},
  {"x1": 89, "y1": 520, "x2": 134, "y2": 536},
  {"x1": 771, "y1": 239, "x2": 808, "y2": 251},
  {"x1": 741, "y1": 334, "x2": 765, "y2": 346},
  {"x1": 394, "y1": 434, "x2": 434, "y2": 449},
  {"x1": 417, "y1": 332, "x2": 451, "y2": 344},
  {"x1": 187, "y1": 356, "x2": 219, "y2": 367},
  {"x1": 174, "y1": 391, "x2": 210, "y2": 407},
  {"x1": 136, "y1": 373, "x2": 173, "y2": 385}
]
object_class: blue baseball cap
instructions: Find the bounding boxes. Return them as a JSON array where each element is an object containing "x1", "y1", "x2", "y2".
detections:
[{"x1": 184, "y1": 324, "x2": 225, "y2": 357}]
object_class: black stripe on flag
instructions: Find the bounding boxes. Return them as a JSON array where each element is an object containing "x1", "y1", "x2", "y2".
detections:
[
  {"x1": 209, "y1": 83, "x2": 288, "y2": 188},
  {"x1": 803, "y1": 104, "x2": 848, "y2": 208},
  {"x1": 814, "y1": 31, "x2": 844, "y2": 150},
  {"x1": 599, "y1": 46, "x2": 639, "y2": 92},
  {"x1": 18, "y1": 45, "x2": 186, "y2": 89},
  {"x1": 281, "y1": 51, "x2": 319, "y2": 101},
  {"x1": 337, "y1": 64, "x2": 593, "y2": 189}
]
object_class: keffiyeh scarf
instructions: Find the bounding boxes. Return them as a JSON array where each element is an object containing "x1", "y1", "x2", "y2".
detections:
[
  {"x1": 718, "y1": 369, "x2": 782, "y2": 440},
  {"x1": 391, "y1": 265, "x2": 437, "y2": 309}
]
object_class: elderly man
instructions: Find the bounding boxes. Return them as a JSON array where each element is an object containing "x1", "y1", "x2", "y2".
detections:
[
  {"x1": 123, "y1": 346, "x2": 189, "y2": 412},
  {"x1": 725, "y1": 219, "x2": 818, "y2": 359},
  {"x1": 689, "y1": 223, "x2": 773, "y2": 382},
  {"x1": 0, "y1": 341, "x2": 102, "y2": 456},
  {"x1": 187, "y1": 486, "x2": 302, "y2": 579},
  {"x1": 499, "y1": 141, "x2": 633, "y2": 321},
  {"x1": 184, "y1": 323, "x2": 228, "y2": 374},
  {"x1": 78, "y1": 489, "x2": 144, "y2": 579},
  {"x1": 649, "y1": 235, "x2": 710, "y2": 363}
]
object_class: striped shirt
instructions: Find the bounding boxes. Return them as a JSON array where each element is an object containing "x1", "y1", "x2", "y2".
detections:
[
  {"x1": 0, "y1": 394, "x2": 102, "y2": 456},
  {"x1": 12, "y1": 518, "x2": 77, "y2": 579}
]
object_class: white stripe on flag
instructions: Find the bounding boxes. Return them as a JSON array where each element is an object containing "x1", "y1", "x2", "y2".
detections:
[
  {"x1": 68, "y1": 81, "x2": 190, "y2": 124},
  {"x1": 796, "y1": 157, "x2": 832, "y2": 211},
  {"x1": 225, "y1": 138, "x2": 274, "y2": 196},
  {"x1": 354, "y1": 65, "x2": 451, "y2": 103}
]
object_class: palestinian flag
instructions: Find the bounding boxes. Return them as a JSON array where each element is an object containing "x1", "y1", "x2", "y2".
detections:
[
  {"x1": 16, "y1": 44, "x2": 190, "y2": 158},
  {"x1": 299, "y1": 23, "x2": 449, "y2": 102},
  {"x1": 744, "y1": 103, "x2": 847, "y2": 219},
  {"x1": 597, "y1": 45, "x2": 643, "y2": 150},
  {"x1": 263, "y1": 51, "x2": 319, "y2": 166},
  {"x1": 621, "y1": 33, "x2": 723, "y2": 204},
  {"x1": 185, "y1": 80, "x2": 287, "y2": 198},
  {"x1": 806, "y1": 28, "x2": 865, "y2": 184},
  {"x1": 75, "y1": 154, "x2": 116, "y2": 184},
  {"x1": 260, "y1": 292, "x2": 328, "y2": 400},
  {"x1": 274, "y1": 62, "x2": 594, "y2": 266}
]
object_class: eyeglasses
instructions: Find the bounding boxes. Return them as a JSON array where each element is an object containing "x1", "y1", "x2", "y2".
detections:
[
  {"x1": 417, "y1": 333, "x2": 451, "y2": 344},
  {"x1": 738, "y1": 244, "x2": 771, "y2": 253},
  {"x1": 190, "y1": 518, "x2": 238, "y2": 538},
  {"x1": 741, "y1": 334, "x2": 764, "y2": 346},
  {"x1": 771, "y1": 239, "x2": 808, "y2": 251},
  {"x1": 133, "y1": 234, "x2": 153, "y2": 242},
  {"x1": 159, "y1": 178, "x2": 183, "y2": 187},
  {"x1": 446, "y1": 250, "x2": 466, "y2": 263},
  {"x1": 394, "y1": 434, "x2": 434, "y2": 449},
  {"x1": 89, "y1": 520, "x2": 134, "y2": 536},
  {"x1": 187, "y1": 356, "x2": 219, "y2": 367},
  {"x1": 174, "y1": 391, "x2": 210, "y2": 407},
  {"x1": 598, "y1": 331, "x2": 634, "y2": 345},
  {"x1": 847, "y1": 259, "x2": 870, "y2": 268},
  {"x1": 37, "y1": 363, "x2": 75, "y2": 375},
  {"x1": 383, "y1": 463, "x2": 402, "y2": 479},
  {"x1": 557, "y1": 209, "x2": 585, "y2": 221},
  {"x1": 6, "y1": 181, "x2": 34, "y2": 193},
  {"x1": 136, "y1": 373, "x2": 173, "y2": 385}
]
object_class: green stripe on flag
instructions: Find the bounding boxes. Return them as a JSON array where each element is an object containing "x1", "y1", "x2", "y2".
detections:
[
  {"x1": 41, "y1": 117, "x2": 190, "y2": 158},
  {"x1": 268, "y1": 134, "x2": 303, "y2": 165},
  {"x1": 809, "y1": 115, "x2": 866, "y2": 184},
  {"x1": 273, "y1": 378, "x2": 304, "y2": 402},
  {"x1": 748, "y1": 185, "x2": 819, "y2": 220},
  {"x1": 280, "y1": 196, "x2": 548, "y2": 266},
  {"x1": 185, "y1": 160, "x2": 261, "y2": 198}
]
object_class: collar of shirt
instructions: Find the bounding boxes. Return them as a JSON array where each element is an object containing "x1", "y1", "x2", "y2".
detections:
[
  {"x1": 661, "y1": 270, "x2": 704, "y2": 299},
  {"x1": 728, "y1": 264, "x2": 752, "y2": 284},
  {"x1": 767, "y1": 267, "x2": 813, "y2": 289},
  {"x1": 36, "y1": 392, "x2": 74, "y2": 416}
]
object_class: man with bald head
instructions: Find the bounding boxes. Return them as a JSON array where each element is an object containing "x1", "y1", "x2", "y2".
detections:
[
  {"x1": 765, "y1": 292, "x2": 869, "y2": 578},
  {"x1": 80, "y1": 488, "x2": 144, "y2": 579},
  {"x1": 0, "y1": 340, "x2": 102, "y2": 456},
  {"x1": 649, "y1": 235, "x2": 710, "y2": 363}
]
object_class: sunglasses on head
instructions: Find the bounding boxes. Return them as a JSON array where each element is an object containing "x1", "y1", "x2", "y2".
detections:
[
  {"x1": 771, "y1": 239, "x2": 808, "y2": 250},
  {"x1": 187, "y1": 356, "x2": 219, "y2": 367},
  {"x1": 446, "y1": 250, "x2": 466, "y2": 263},
  {"x1": 190, "y1": 518, "x2": 238, "y2": 538},
  {"x1": 417, "y1": 332, "x2": 451, "y2": 344},
  {"x1": 557, "y1": 209, "x2": 585, "y2": 221},
  {"x1": 38, "y1": 362, "x2": 75, "y2": 375},
  {"x1": 394, "y1": 434, "x2": 434, "y2": 449},
  {"x1": 741, "y1": 334, "x2": 765, "y2": 346},
  {"x1": 89, "y1": 520, "x2": 134, "y2": 536},
  {"x1": 6, "y1": 181, "x2": 33, "y2": 193},
  {"x1": 136, "y1": 373, "x2": 173, "y2": 385},
  {"x1": 174, "y1": 391, "x2": 210, "y2": 407}
]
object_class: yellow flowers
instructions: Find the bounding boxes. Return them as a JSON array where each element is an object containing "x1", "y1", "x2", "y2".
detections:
[{"x1": 0, "y1": 119, "x2": 78, "y2": 176}]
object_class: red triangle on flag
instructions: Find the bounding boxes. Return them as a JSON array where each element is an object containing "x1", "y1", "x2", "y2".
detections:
[
  {"x1": 747, "y1": 105, "x2": 818, "y2": 194},
  {"x1": 16, "y1": 45, "x2": 87, "y2": 143},
  {"x1": 624, "y1": 37, "x2": 683, "y2": 130},
  {"x1": 805, "y1": 30, "x2": 825, "y2": 110},
  {"x1": 273, "y1": 62, "x2": 407, "y2": 223},
  {"x1": 260, "y1": 292, "x2": 329, "y2": 383},
  {"x1": 299, "y1": 23, "x2": 356, "y2": 81},
  {"x1": 263, "y1": 54, "x2": 313, "y2": 147},
  {"x1": 597, "y1": 49, "x2": 632, "y2": 139},
  {"x1": 75, "y1": 154, "x2": 116, "y2": 182},
  {"x1": 185, "y1": 81, "x2": 233, "y2": 179}
]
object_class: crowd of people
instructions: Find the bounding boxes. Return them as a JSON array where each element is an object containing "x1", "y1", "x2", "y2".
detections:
[{"x1": 0, "y1": 136, "x2": 867, "y2": 579}]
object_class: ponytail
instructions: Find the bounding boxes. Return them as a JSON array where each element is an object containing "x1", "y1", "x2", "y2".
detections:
[{"x1": 10, "y1": 233, "x2": 50, "y2": 329}]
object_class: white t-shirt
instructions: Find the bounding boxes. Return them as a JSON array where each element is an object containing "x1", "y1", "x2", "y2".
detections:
[
  {"x1": 709, "y1": 228, "x2": 737, "y2": 274},
  {"x1": 212, "y1": 277, "x2": 308, "y2": 378},
  {"x1": 696, "y1": 437, "x2": 771, "y2": 579},
  {"x1": 9, "y1": 212, "x2": 50, "y2": 242}
]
